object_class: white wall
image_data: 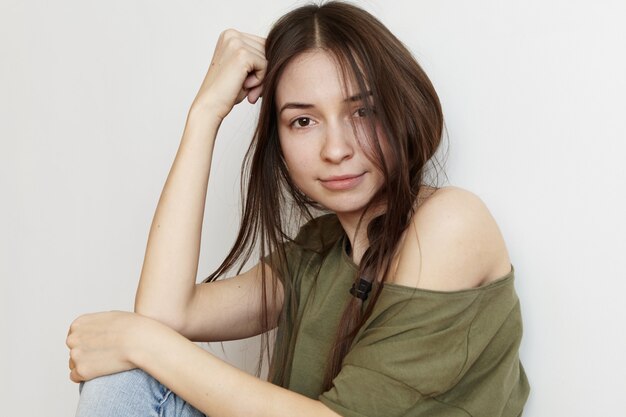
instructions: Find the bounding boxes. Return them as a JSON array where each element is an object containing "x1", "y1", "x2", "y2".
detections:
[{"x1": 1, "y1": 1, "x2": 624, "y2": 415}]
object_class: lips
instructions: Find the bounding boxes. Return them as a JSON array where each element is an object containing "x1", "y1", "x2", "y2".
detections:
[{"x1": 319, "y1": 173, "x2": 366, "y2": 191}]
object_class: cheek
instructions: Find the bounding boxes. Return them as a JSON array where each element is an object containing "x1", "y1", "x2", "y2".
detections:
[
  {"x1": 278, "y1": 134, "x2": 297, "y2": 168},
  {"x1": 380, "y1": 140, "x2": 392, "y2": 166},
  {"x1": 356, "y1": 122, "x2": 393, "y2": 172},
  {"x1": 279, "y1": 128, "x2": 319, "y2": 167},
  {"x1": 374, "y1": 126, "x2": 396, "y2": 172},
  {"x1": 279, "y1": 136, "x2": 310, "y2": 183}
]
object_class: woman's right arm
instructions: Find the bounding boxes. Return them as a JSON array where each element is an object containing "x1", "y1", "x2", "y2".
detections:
[{"x1": 134, "y1": 30, "x2": 281, "y2": 342}]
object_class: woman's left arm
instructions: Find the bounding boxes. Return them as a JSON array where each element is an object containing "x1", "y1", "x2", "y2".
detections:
[{"x1": 66, "y1": 311, "x2": 339, "y2": 417}]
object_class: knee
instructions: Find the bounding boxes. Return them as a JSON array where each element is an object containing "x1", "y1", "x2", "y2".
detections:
[
  {"x1": 76, "y1": 369, "x2": 166, "y2": 417},
  {"x1": 79, "y1": 368, "x2": 151, "y2": 394}
]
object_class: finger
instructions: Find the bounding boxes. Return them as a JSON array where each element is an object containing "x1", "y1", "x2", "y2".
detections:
[
  {"x1": 238, "y1": 32, "x2": 266, "y2": 45},
  {"x1": 243, "y1": 73, "x2": 261, "y2": 89},
  {"x1": 245, "y1": 54, "x2": 268, "y2": 84},
  {"x1": 220, "y1": 29, "x2": 265, "y2": 56},
  {"x1": 221, "y1": 31, "x2": 265, "y2": 62},
  {"x1": 241, "y1": 48, "x2": 267, "y2": 73},
  {"x1": 70, "y1": 368, "x2": 84, "y2": 383},
  {"x1": 247, "y1": 85, "x2": 264, "y2": 104},
  {"x1": 67, "y1": 316, "x2": 81, "y2": 339},
  {"x1": 238, "y1": 36, "x2": 265, "y2": 56},
  {"x1": 218, "y1": 40, "x2": 266, "y2": 85}
]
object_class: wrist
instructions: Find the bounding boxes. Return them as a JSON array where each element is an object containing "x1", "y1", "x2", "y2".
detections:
[
  {"x1": 189, "y1": 94, "x2": 230, "y2": 125},
  {"x1": 126, "y1": 314, "x2": 165, "y2": 369}
]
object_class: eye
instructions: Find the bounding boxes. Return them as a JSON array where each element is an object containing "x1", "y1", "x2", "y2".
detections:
[
  {"x1": 291, "y1": 117, "x2": 313, "y2": 128},
  {"x1": 354, "y1": 107, "x2": 376, "y2": 118}
]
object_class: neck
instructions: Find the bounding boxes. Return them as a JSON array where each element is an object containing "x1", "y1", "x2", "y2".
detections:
[{"x1": 336, "y1": 207, "x2": 383, "y2": 265}]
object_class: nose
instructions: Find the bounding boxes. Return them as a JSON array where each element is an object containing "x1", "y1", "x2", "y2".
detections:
[{"x1": 320, "y1": 120, "x2": 355, "y2": 164}]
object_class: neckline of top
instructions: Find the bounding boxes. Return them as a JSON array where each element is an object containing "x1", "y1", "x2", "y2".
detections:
[{"x1": 338, "y1": 233, "x2": 515, "y2": 296}]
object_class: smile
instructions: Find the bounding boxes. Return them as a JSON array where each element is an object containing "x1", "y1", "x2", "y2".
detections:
[{"x1": 319, "y1": 173, "x2": 366, "y2": 191}]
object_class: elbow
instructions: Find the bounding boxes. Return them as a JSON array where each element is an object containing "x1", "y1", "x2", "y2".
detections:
[{"x1": 134, "y1": 301, "x2": 187, "y2": 334}]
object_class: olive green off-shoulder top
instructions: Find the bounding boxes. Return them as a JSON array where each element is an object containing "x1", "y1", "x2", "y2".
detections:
[{"x1": 269, "y1": 214, "x2": 529, "y2": 417}]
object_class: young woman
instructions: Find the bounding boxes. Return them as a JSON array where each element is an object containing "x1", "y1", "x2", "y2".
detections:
[{"x1": 67, "y1": 2, "x2": 529, "y2": 416}]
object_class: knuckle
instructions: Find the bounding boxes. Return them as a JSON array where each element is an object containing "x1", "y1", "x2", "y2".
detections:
[
  {"x1": 235, "y1": 47, "x2": 248, "y2": 60},
  {"x1": 75, "y1": 364, "x2": 86, "y2": 378},
  {"x1": 69, "y1": 348, "x2": 80, "y2": 361},
  {"x1": 70, "y1": 370, "x2": 81, "y2": 383},
  {"x1": 222, "y1": 28, "x2": 239, "y2": 39},
  {"x1": 70, "y1": 317, "x2": 82, "y2": 330},
  {"x1": 225, "y1": 36, "x2": 244, "y2": 53},
  {"x1": 66, "y1": 332, "x2": 77, "y2": 347}
]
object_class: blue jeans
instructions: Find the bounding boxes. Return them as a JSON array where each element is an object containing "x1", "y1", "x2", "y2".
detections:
[{"x1": 75, "y1": 368, "x2": 206, "y2": 417}]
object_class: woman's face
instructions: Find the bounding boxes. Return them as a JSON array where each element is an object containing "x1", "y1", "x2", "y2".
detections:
[{"x1": 275, "y1": 50, "x2": 387, "y2": 218}]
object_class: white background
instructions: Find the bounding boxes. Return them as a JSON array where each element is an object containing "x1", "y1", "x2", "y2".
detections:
[{"x1": 1, "y1": 1, "x2": 625, "y2": 416}]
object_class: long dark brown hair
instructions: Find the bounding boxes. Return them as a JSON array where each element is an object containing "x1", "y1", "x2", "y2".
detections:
[{"x1": 203, "y1": 1, "x2": 445, "y2": 391}]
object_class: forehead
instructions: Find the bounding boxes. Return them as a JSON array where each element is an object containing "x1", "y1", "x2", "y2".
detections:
[{"x1": 275, "y1": 50, "x2": 360, "y2": 106}]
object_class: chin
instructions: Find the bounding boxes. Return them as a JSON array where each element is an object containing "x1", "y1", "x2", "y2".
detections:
[
  {"x1": 317, "y1": 197, "x2": 373, "y2": 217},
  {"x1": 300, "y1": 183, "x2": 383, "y2": 218}
]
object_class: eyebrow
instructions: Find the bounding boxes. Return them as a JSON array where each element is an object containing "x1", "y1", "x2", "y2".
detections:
[{"x1": 278, "y1": 90, "x2": 373, "y2": 115}]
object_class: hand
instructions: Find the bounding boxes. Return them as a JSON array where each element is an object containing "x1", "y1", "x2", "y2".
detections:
[
  {"x1": 65, "y1": 311, "x2": 155, "y2": 383},
  {"x1": 192, "y1": 29, "x2": 267, "y2": 120}
]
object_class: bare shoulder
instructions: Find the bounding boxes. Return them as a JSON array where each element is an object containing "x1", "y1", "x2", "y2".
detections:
[{"x1": 390, "y1": 185, "x2": 512, "y2": 291}]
